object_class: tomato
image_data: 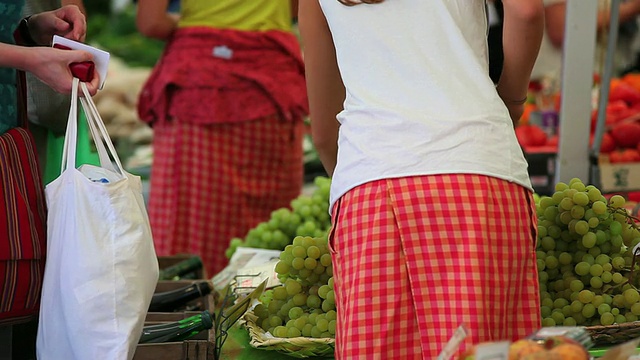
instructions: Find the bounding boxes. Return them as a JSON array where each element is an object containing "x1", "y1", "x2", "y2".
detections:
[
  {"x1": 611, "y1": 121, "x2": 640, "y2": 148},
  {"x1": 590, "y1": 132, "x2": 617, "y2": 153},
  {"x1": 515, "y1": 124, "x2": 548, "y2": 148},
  {"x1": 610, "y1": 82, "x2": 640, "y2": 106}
]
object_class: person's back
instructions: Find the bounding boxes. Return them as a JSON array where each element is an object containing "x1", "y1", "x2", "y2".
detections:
[{"x1": 319, "y1": 0, "x2": 531, "y2": 210}]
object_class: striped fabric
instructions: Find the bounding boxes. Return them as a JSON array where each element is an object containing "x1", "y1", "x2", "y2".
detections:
[
  {"x1": 149, "y1": 115, "x2": 304, "y2": 277},
  {"x1": 0, "y1": 127, "x2": 46, "y2": 325},
  {"x1": 329, "y1": 174, "x2": 540, "y2": 359}
]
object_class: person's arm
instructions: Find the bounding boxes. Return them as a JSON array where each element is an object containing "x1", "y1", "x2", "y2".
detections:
[
  {"x1": 136, "y1": 0, "x2": 178, "y2": 40},
  {"x1": 62, "y1": 0, "x2": 86, "y2": 16},
  {"x1": 499, "y1": 0, "x2": 545, "y2": 123},
  {"x1": 291, "y1": 0, "x2": 299, "y2": 20},
  {"x1": 546, "y1": 0, "x2": 640, "y2": 49},
  {"x1": 298, "y1": 1, "x2": 344, "y2": 177},
  {"x1": 7, "y1": 5, "x2": 100, "y2": 94}
]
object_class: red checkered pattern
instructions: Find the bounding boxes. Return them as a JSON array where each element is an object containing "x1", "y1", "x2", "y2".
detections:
[
  {"x1": 148, "y1": 115, "x2": 304, "y2": 277},
  {"x1": 329, "y1": 174, "x2": 540, "y2": 359}
]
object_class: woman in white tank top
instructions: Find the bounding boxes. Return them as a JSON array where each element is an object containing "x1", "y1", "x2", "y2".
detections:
[{"x1": 300, "y1": 0, "x2": 545, "y2": 358}]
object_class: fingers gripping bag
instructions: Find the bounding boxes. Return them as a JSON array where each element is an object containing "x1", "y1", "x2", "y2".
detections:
[{"x1": 36, "y1": 78, "x2": 159, "y2": 360}]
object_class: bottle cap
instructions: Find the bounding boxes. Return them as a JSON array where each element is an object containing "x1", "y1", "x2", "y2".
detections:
[{"x1": 201, "y1": 310, "x2": 214, "y2": 329}]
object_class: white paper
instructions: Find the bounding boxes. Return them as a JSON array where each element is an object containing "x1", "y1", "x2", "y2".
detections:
[{"x1": 52, "y1": 35, "x2": 110, "y2": 89}]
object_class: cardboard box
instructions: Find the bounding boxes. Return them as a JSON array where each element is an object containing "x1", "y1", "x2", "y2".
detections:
[
  {"x1": 135, "y1": 281, "x2": 217, "y2": 360},
  {"x1": 598, "y1": 155, "x2": 640, "y2": 193},
  {"x1": 524, "y1": 147, "x2": 558, "y2": 196},
  {"x1": 158, "y1": 254, "x2": 207, "y2": 280}
]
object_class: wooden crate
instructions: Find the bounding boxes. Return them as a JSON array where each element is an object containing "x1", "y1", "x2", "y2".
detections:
[
  {"x1": 134, "y1": 281, "x2": 217, "y2": 360},
  {"x1": 158, "y1": 254, "x2": 207, "y2": 280},
  {"x1": 598, "y1": 155, "x2": 640, "y2": 193}
]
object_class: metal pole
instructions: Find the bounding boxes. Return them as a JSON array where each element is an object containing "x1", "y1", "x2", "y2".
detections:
[
  {"x1": 591, "y1": 0, "x2": 622, "y2": 187},
  {"x1": 555, "y1": 0, "x2": 599, "y2": 185}
]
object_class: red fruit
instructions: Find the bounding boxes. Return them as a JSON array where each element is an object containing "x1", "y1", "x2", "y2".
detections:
[
  {"x1": 515, "y1": 124, "x2": 548, "y2": 148},
  {"x1": 622, "y1": 148, "x2": 640, "y2": 163},
  {"x1": 609, "y1": 82, "x2": 640, "y2": 105},
  {"x1": 611, "y1": 121, "x2": 640, "y2": 148},
  {"x1": 590, "y1": 133, "x2": 617, "y2": 153}
]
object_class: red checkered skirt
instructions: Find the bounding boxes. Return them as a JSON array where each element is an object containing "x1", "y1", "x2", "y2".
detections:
[
  {"x1": 329, "y1": 174, "x2": 540, "y2": 359},
  {"x1": 149, "y1": 116, "x2": 304, "y2": 277}
]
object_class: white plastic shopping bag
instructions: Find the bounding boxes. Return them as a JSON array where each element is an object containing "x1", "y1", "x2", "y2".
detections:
[{"x1": 36, "y1": 78, "x2": 159, "y2": 360}]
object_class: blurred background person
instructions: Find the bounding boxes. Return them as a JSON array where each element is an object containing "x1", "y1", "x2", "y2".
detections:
[{"x1": 136, "y1": 0, "x2": 308, "y2": 277}]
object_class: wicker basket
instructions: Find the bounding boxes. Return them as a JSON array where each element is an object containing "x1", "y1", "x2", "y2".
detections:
[
  {"x1": 241, "y1": 311, "x2": 335, "y2": 358},
  {"x1": 586, "y1": 321, "x2": 640, "y2": 346}
]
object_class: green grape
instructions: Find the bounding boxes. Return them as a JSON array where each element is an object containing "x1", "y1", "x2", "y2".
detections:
[
  {"x1": 307, "y1": 246, "x2": 321, "y2": 259},
  {"x1": 556, "y1": 182, "x2": 569, "y2": 191},
  {"x1": 541, "y1": 317, "x2": 556, "y2": 327},
  {"x1": 612, "y1": 307, "x2": 620, "y2": 316},
  {"x1": 551, "y1": 311, "x2": 565, "y2": 324},
  {"x1": 613, "y1": 257, "x2": 627, "y2": 271},
  {"x1": 270, "y1": 316, "x2": 284, "y2": 327},
  {"x1": 590, "y1": 276, "x2": 603, "y2": 289},
  {"x1": 273, "y1": 326, "x2": 288, "y2": 338},
  {"x1": 624, "y1": 288, "x2": 640, "y2": 305},
  {"x1": 582, "y1": 232, "x2": 597, "y2": 248},
  {"x1": 590, "y1": 264, "x2": 604, "y2": 277},
  {"x1": 578, "y1": 290, "x2": 595, "y2": 304},
  {"x1": 540, "y1": 236, "x2": 556, "y2": 251},
  {"x1": 302, "y1": 324, "x2": 313, "y2": 337},
  {"x1": 545, "y1": 256, "x2": 559, "y2": 269},
  {"x1": 322, "y1": 300, "x2": 335, "y2": 312},
  {"x1": 587, "y1": 187, "x2": 602, "y2": 202},
  {"x1": 616, "y1": 314, "x2": 627, "y2": 324},
  {"x1": 601, "y1": 271, "x2": 613, "y2": 283},
  {"x1": 592, "y1": 201, "x2": 607, "y2": 215},
  {"x1": 558, "y1": 252, "x2": 573, "y2": 266},
  {"x1": 592, "y1": 295, "x2": 605, "y2": 308},
  {"x1": 569, "y1": 180, "x2": 586, "y2": 191},
  {"x1": 569, "y1": 279, "x2": 584, "y2": 292},
  {"x1": 316, "y1": 318, "x2": 329, "y2": 332},
  {"x1": 275, "y1": 261, "x2": 291, "y2": 275},
  {"x1": 293, "y1": 293, "x2": 307, "y2": 306},
  {"x1": 571, "y1": 205, "x2": 586, "y2": 220},
  {"x1": 575, "y1": 221, "x2": 590, "y2": 236},
  {"x1": 575, "y1": 262, "x2": 591, "y2": 276},
  {"x1": 291, "y1": 257, "x2": 305, "y2": 270},
  {"x1": 609, "y1": 195, "x2": 626, "y2": 209},
  {"x1": 610, "y1": 221, "x2": 623, "y2": 236},
  {"x1": 288, "y1": 306, "x2": 304, "y2": 320},
  {"x1": 304, "y1": 257, "x2": 318, "y2": 270},
  {"x1": 573, "y1": 192, "x2": 590, "y2": 207},
  {"x1": 582, "y1": 303, "x2": 596, "y2": 318},
  {"x1": 292, "y1": 245, "x2": 307, "y2": 258},
  {"x1": 553, "y1": 298, "x2": 569, "y2": 309},
  {"x1": 548, "y1": 225, "x2": 562, "y2": 239},
  {"x1": 285, "y1": 279, "x2": 302, "y2": 296},
  {"x1": 570, "y1": 300, "x2": 584, "y2": 313},
  {"x1": 600, "y1": 312, "x2": 615, "y2": 326}
]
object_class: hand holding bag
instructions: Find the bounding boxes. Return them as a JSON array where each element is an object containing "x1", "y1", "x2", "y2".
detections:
[{"x1": 36, "y1": 78, "x2": 159, "y2": 360}]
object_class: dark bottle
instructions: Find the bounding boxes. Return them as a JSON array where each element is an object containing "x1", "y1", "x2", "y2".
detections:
[
  {"x1": 139, "y1": 310, "x2": 214, "y2": 344},
  {"x1": 149, "y1": 281, "x2": 213, "y2": 312},
  {"x1": 159, "y1": 256, "x2": 204, "y2": 281}
]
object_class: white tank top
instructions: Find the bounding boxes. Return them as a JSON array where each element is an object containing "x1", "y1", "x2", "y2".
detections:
[{"x1": 319, "y1": 0, "x2": 532, "y2": 210}]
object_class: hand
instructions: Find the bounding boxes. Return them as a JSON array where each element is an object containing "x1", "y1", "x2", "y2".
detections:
[
  {"x1": 27, "y1": 5, "x2": 87, "y2": 45},
  {"x1": 28, "y1": 47, "x2": 100, "y2": 96},
  {"x1": 505, "y1": 102, "x2": 525, "y2": 124}
]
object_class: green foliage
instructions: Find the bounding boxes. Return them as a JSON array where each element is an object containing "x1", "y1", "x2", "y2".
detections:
[{"x1": 86, "y1": 5, "x2": 164, "y2": 68}]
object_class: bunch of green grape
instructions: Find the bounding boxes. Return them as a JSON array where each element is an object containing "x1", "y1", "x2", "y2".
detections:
[
  {"x1": 253, "y1": 236, "x2": 336, "y2": 339},
  {"x1": 225, "y1": 177, "x2": 332, "y2": 258},
  {"x1": 536, "y1": 178, "x2": 640, "y2": 327}
]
